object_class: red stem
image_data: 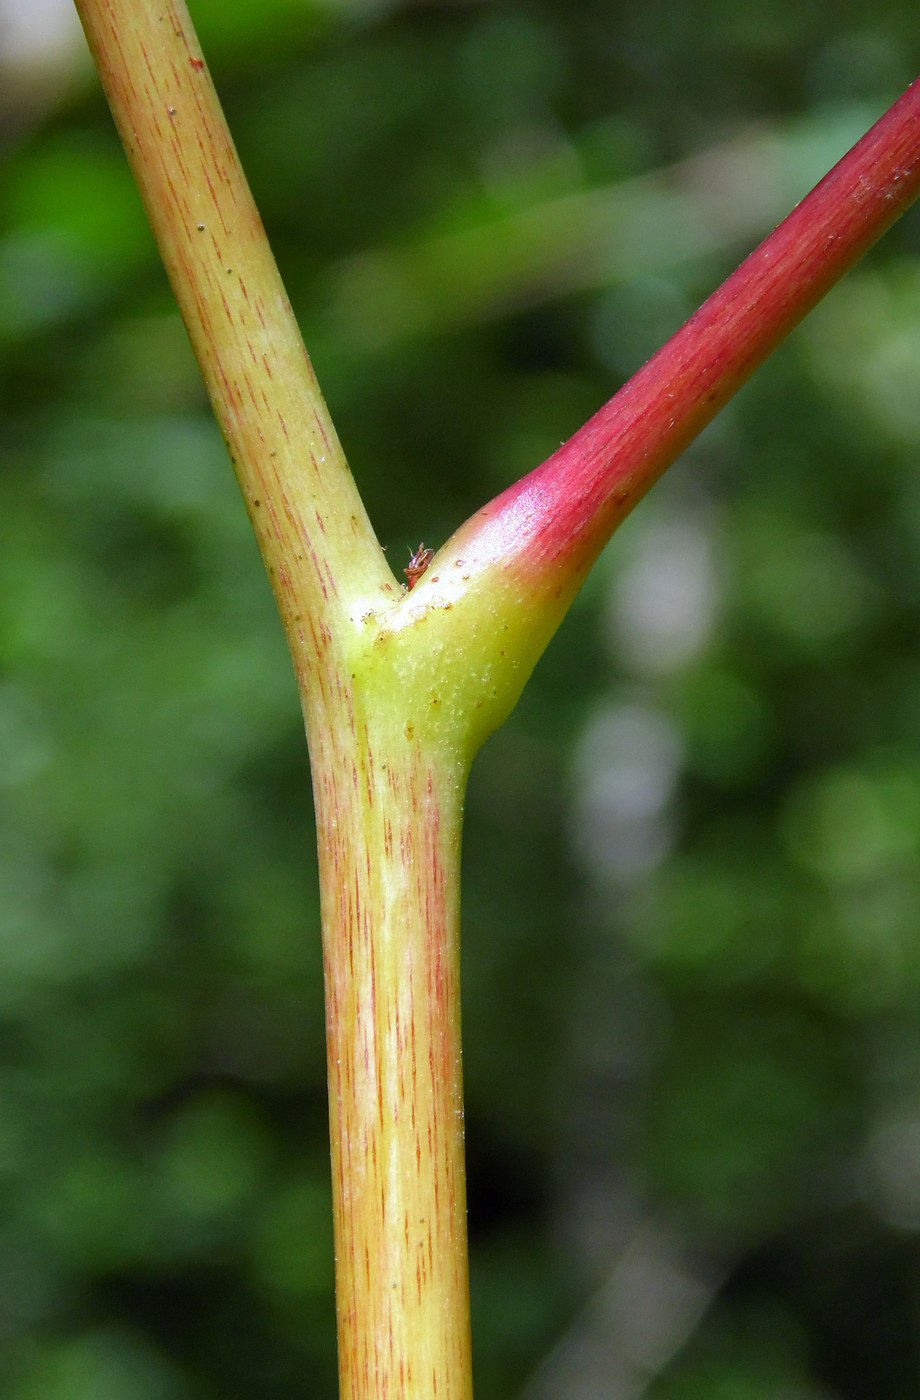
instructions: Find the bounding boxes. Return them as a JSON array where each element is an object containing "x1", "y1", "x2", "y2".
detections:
[{"x1": 454, "y1": 77, "x2": 920, "y2": 588}]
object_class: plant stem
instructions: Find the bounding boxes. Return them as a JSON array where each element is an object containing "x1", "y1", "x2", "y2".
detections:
[
  {"x1": 441, "y1": 77, "x2": 920, "y2": 625},
  {"x1": 71, "y1": 4, "x2": 920, "y2": 1392},
  {"x1": 312, "y1": 710, "x2": 472, "y2": 1396},
  {"x1": 73, "y1": 2, "x2": 473, "y2": 1394},
  {"x1": 73, "y1": 0, "x2": 392, "y2": 649}
]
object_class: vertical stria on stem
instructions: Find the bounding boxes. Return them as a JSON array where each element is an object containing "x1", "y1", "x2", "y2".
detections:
[{"x1": 313, "y1": 709, "x2": 472, "y2": 1399}]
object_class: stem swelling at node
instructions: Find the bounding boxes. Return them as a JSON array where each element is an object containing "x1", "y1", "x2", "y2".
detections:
[{"x1": 69, "y1": 2, "x2": 920, "y2": 1390}]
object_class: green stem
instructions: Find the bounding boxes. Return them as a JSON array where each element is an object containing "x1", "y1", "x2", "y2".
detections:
[
  {"x1": 73, "y1": 2, "x2": 475, "y2": 1394},
  {"x1": 313, "y1": 707, "x2": 472, "y2": 1396},
  {"x1": 73, "y1": 0, "x2": 391, "y2": 660}
]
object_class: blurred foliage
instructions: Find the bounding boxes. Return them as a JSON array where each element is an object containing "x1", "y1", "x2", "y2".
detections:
[{"x1": 1, "y1": 0, "x2": 920, "y2": 1396}]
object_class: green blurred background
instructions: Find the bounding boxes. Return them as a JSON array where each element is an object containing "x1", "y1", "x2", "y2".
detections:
[{"x1": 2, "y1": 1, "x2": 920, "y2": 1395}]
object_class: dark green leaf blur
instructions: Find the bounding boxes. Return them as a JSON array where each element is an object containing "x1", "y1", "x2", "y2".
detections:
[{"x1": 1, "y1": 1, "x2": 919, "y2": 1395}]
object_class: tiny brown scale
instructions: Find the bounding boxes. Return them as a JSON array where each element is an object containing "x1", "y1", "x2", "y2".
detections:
[{"x1": 404, "y1": 543, "x2": 434, "y2": 590}]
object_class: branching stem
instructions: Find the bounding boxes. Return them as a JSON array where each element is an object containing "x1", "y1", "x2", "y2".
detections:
[{"x1": 71, "y1": 4, "x2": 920, "y2": 1394}]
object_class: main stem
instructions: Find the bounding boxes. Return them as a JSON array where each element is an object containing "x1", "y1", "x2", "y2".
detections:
[
  {"x1": 73, "y1": 0, "x2": 473, "y2": 1393},
  {"x1": 309, "y1": 693, "x2": 472, "y2": 1396}
]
